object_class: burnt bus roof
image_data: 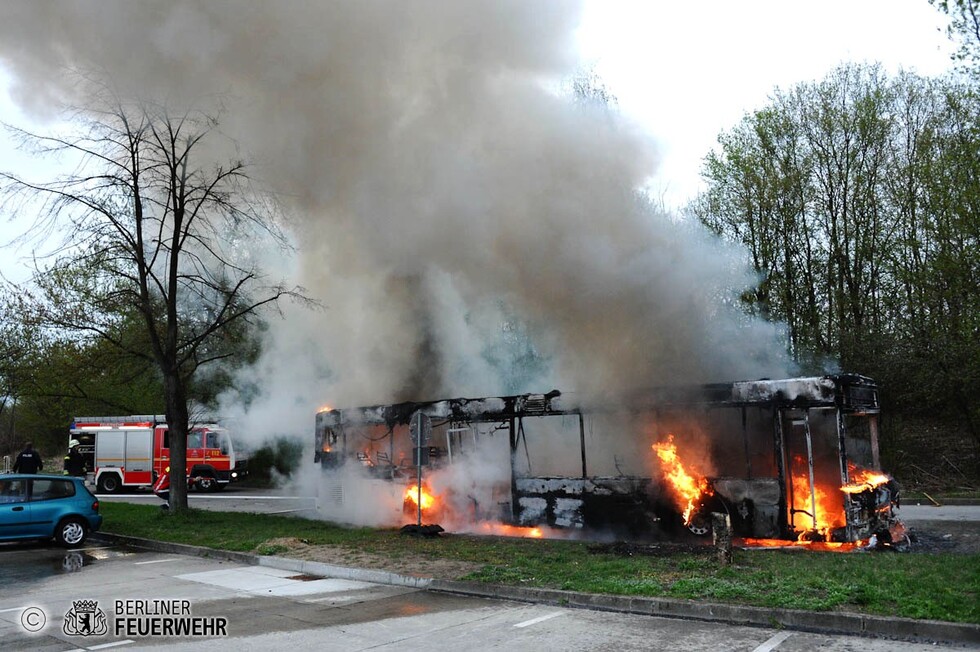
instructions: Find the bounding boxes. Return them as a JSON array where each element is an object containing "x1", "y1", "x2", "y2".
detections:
[
  {"x1": 316, "y1": 374, "x2": 879, "y2": 429},
  {"x1": 636, "y1": 373, "x2": 879, "y2": 413},
  {"x1": 316, "y1": 389, "x2": 571, "y2": 429}
]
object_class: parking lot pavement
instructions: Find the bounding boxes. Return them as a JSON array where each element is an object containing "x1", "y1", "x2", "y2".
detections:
[{"x1": 0, "y1": 542, "x2": 966, "y2": 651}]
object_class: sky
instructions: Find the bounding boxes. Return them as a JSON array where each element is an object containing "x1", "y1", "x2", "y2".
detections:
[{"x1": 576, "y1": 0, "x2": 957, "y2": 209}]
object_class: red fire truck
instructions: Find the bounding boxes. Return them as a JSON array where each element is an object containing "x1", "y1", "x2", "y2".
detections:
[{"x1": 69, "y1": 415, "x2": 249, "y2": 493}]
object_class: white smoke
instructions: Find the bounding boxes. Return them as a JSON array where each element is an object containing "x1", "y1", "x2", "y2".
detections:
[{"x1": 0, "y1": 2, "x2": 794, "y2": 527}]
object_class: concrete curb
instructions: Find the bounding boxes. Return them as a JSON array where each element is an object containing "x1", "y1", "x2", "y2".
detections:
[{"x1": 92, "y1": 533, "x2": 980, "y2": 646}]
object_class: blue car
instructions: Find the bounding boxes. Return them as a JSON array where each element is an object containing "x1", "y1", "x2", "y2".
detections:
[{"x1": 0, "y1": 474, "x2": 103, "y2": 547}]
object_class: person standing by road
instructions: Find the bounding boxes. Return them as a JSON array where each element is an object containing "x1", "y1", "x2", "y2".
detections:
[
  {"x1": 63, "y1": 439, "x2": 86, "y2": 477},
  {"x1": 153, "y1": 466, "x2": 171, "y2": 509},
  {"x1": 12, "y1": 442, "x2": 43, "y2": 473}
]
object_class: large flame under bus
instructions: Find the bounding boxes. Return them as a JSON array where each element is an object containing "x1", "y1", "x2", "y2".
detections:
[{"x1": 314, "y1": 374, "x2": 899, "y2": 544}]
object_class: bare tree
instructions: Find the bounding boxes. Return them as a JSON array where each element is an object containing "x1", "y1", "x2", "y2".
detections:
[{"x1": 0, "y1": 85, "x2": 304, "y2": 510}]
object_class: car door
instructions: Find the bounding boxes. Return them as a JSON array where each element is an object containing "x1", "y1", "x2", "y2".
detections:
[
  {"x1": 29, "y1": 478, "x2": 77, "y2": 537},
  {"x1": 0, "y1": 478, "x2": 31, "y2": 540}
]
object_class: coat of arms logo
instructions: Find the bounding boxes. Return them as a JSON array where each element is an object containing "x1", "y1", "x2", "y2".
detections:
[{"x1": 63, "y1": 599, "x2": 108, "y2": 636}]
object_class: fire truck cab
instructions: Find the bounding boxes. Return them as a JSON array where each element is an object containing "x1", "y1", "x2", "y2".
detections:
[{"x1": 70, "y1": 415, "x2": 248, "y2": 493}]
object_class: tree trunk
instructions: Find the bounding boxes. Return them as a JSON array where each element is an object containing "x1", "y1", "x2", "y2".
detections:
[{"x1": 164, "y1": 372, "x2": 190, "y2": 512}]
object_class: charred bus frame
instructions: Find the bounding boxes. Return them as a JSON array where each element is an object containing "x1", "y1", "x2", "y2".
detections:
[{"x1": 314, "y1": 374, "x2": 895, "y2": 542}]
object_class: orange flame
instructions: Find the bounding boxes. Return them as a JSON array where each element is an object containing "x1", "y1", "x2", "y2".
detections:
[
  {"x1": 653, "y1": 434, "x2": 712, "y2": 524},
  {"x1": 737, "y1": 537, "x2": 862, "y2": 552},
  {"x1": 841, "y1": 463, "x2": 890, "y2": 494},
  {"x1": 405, "y1": 484, "x2": 436, "y2": 511},
  {"x1": 788, "y1": 457, "x2": 845, "y2": 537},
  {"x1": 477, "y1": 522, "x2": 544, "y2": 538}
]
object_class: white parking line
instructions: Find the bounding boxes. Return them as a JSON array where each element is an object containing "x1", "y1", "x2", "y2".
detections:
[
  {"x1": 0, "y1": 606, "x2": 25, "y2": 613},
  {"x1": 66, "y1": 642, "x2": 136, "y2": 651},
  {"x1": 514, "y1": 611, "x2": 564, "y2": 628},
  {"x1": 752, "y1": 631, "x2": 793, "y2": 652},
  {"x1": 265, "y1": 508, "x2": 317, "y2": 514},
  {"x1": 133, "y1": 558, "x2": 179, "y2": 565}
]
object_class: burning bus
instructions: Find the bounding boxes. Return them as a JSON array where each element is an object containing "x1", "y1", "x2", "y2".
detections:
[{"x1": 313, "y1": 374, "x2": 900, "y2": 545}]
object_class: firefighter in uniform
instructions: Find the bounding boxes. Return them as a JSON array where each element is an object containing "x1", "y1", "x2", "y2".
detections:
[
  {"x1": 63, "y1": 439, "x2": 87, "y2": 477},
  {"x1": 153, "y1": 466, "x2": 171, "y2": 507}
]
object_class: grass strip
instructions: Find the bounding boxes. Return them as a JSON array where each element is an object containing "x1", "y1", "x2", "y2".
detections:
[{"x1": 101, "y1": 502, "x2": 979, "y2": 624}]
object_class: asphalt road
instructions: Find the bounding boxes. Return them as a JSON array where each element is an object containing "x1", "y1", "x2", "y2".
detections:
[
  {"x1": 96, "y1": 485, "x2": 319, "y2": 515},
  {"x1": 0, "y1": 543, "x2": 961, "y2": 651}
]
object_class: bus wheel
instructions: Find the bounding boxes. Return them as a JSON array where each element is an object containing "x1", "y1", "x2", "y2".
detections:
[{"x1": 97, "y1": 473, "x2": 121, "y2": 494}]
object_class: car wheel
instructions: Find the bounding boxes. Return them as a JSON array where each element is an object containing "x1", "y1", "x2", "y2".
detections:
[
  {"x1": 55, "y1": 517, "x2": 89, "y2": 547},
  {"x1": 97, "y1": 474, "x2": 121, "y2": 493},
  {"x1": 195, "y1": 476, "x2": 216, "y2": 492}
]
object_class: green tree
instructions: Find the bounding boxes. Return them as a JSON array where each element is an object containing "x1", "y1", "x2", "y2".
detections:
[{"x1": 692, "y1": 64, "x2": 980, "y2": 477}]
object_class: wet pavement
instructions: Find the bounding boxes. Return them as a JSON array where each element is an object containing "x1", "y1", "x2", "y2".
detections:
[
  {"x1": 0, "y1": 541, "x2": 128, "y2": 582},
  {"x1": 0, "y1": 542, "x2": 970, "y2": 651}
]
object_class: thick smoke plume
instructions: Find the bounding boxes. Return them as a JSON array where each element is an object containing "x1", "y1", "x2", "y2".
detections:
[{"x1": 0, "y1": 2, "x2": 791, "y2": 439}]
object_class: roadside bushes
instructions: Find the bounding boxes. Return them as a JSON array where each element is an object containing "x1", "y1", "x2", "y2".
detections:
[{"x1": 246, "y1": 436, "x2": 304, "y2": 487}]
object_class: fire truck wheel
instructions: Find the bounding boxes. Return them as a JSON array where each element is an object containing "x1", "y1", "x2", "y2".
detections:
[
  {"x1": 55, "y1": 517, "x2": 89, "y2": 547},
  {"x1": 97, "y1": 473, "x2": 121, "y2": 494},
  {"x1": 195, "y1": 476, "x2": 217, "y2": 492}
]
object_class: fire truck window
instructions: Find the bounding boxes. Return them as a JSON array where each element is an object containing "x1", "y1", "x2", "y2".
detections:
[
  {"x1": 188, "y1": 431, "x2": 203, "y2": 448},
  {"x1": 162, "y1": 431, "x2": 170, "y2": 449},
  {"x1": 206, "y1": 432, "x2": 219, "y2": 449}
]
